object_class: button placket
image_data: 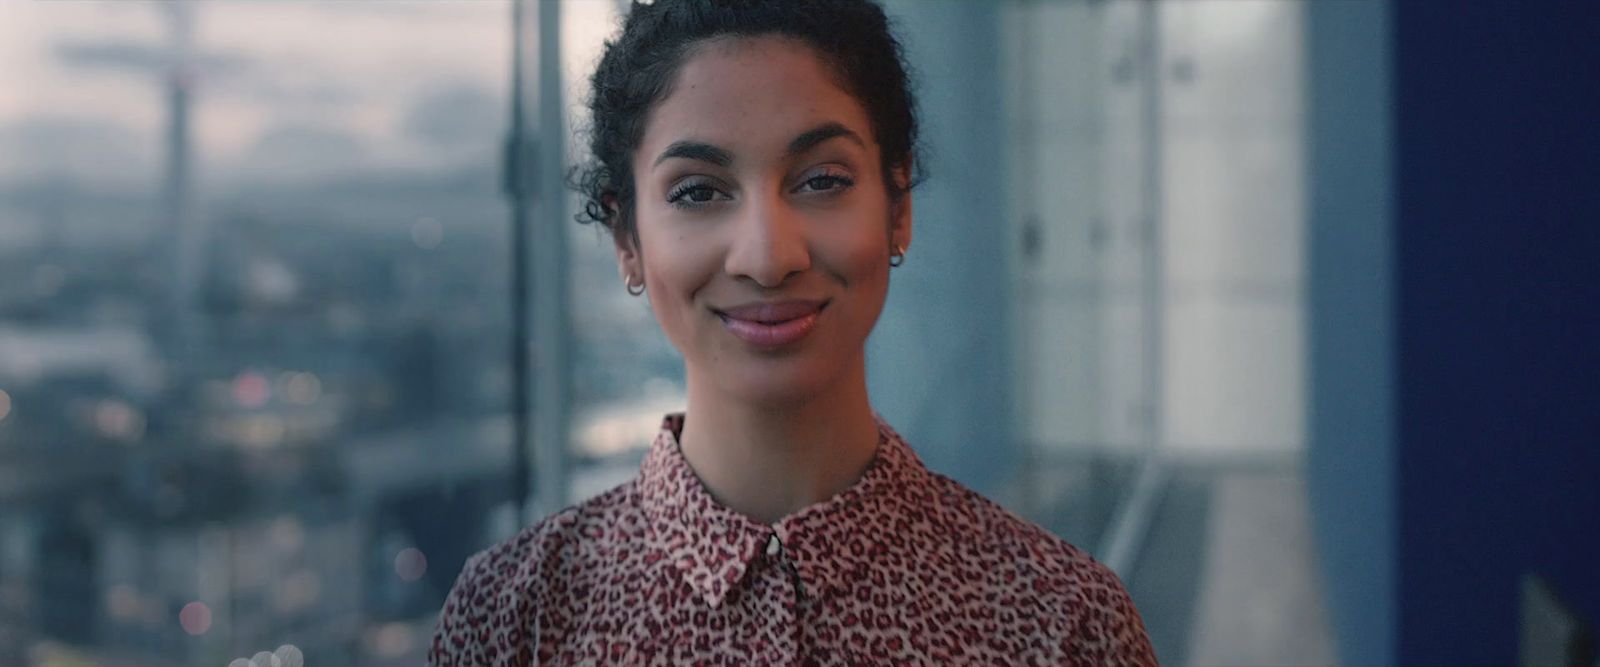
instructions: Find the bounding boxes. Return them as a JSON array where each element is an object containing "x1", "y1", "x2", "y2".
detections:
[
  {"x1": 766, "y1": 530, "x2": 807, "y2": 606},
  {"x1": 763, "y1": 529, "x2": 809, "y2": 665}
]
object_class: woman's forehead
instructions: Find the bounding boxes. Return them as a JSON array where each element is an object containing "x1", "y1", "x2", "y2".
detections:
[{"x1": 638, "y1": 35, "x2": 878, "y2": 163}]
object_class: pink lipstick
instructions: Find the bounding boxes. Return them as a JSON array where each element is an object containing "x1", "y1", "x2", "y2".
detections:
[{"x1": 715, "y1": 299, "x2": 828, "y2": 348}]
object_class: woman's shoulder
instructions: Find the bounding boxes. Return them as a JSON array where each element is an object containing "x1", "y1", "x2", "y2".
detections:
[
  {"x1": 907, "y1": 471, "x2": 1156, "y2": 662},
  {"x1": 473, "y1": 481, "x2": 637, "y2": 575},
  {"x1": 916, "y1": 470, "x2": 1091, "y2": 563},
  {"x1": 919, "y1": 471, "x2": 1146, "y2": 605},
  {"x1": 428, "y1": 481, "x2": 639, "y2": 666}
]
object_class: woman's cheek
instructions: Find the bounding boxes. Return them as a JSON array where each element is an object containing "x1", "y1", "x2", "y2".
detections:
[
  {"x1": 662, "y1": 237, "x2": 723, "y2": 325},
  {"x1": 843, "y1": 227, "x2": 893, "y2": 279}
]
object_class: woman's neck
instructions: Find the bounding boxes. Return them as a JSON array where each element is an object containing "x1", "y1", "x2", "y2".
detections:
[{"x1": 677, "y1": 364, "x2": 881, "y2": 525}]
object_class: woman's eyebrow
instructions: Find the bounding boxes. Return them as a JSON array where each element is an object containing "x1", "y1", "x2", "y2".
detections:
[
  {"x1": 654, "y1": 141, "x2": 733, "y2": 168},
  {"x1": 651, "y1": 122, "x2": 862, "y2": 169},
  {"x1": 786, "y1": 122, "x2": 864, "y2": 157}
]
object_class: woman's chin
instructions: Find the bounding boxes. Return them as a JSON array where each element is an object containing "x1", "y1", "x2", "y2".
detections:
[{"x1": 717, "y1": 363, "x2": 837, "y2": 407}]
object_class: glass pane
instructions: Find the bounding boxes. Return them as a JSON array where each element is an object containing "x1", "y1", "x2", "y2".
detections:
[
  {"x1": 0, "y1": 2, "x2": 514, "y2": 665},
  {"x1": 559, "y1": 0, "x2": 688, "y2": 501},
  {"x1": 1000, "y1": 1, "x2": 1328, "y2": 665}
]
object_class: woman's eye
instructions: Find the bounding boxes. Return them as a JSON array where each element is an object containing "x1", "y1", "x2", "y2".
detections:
[
  {"x1": 797, "y1": 173, "x2": 854, "y2": 194},
  {"x1": 666, "y1": 181, "x2": 726, "y2": 208}
]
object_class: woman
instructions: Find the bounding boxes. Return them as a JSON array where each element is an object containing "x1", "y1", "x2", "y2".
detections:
[{"x1": 431, "y1": 1, "x2": 1157, "y2": 664}]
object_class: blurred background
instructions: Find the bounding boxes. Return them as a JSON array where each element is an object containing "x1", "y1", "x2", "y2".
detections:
[{"x1": 0, "y1": 2, "x2": 1594, "y2": 667}]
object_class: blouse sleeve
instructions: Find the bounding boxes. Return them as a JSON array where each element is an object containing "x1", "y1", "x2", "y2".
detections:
[
  {"x1": 428, "y1": 552, "x2": 492, "y2": 667},
  {"x1": 1091, "y1": 563, "x2": 1161, "y2": 667}
]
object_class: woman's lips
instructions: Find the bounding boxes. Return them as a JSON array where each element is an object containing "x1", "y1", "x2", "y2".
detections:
[{"x1": 715, "y1": 300, "x2": 828, "y2": 348}]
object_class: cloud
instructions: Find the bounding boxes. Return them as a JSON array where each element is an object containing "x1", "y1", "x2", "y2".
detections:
[
  {"x1": 402, "y1": 83, "x2": 501, "y2": 148},
  {"x1": 0, "y1": 116, "x2": 154, "y2": 188},
  {"x1": 237, "y1": 123, "x2": 367, "y2": 184}
]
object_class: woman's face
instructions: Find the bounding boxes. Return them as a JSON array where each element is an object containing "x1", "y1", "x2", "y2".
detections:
[{"x1": 618, "y1": 35, "x2": 912, "y2": 405}]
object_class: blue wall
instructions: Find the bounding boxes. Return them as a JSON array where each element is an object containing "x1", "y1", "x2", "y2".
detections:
[
  {"x1": 868, "y1": 1, "x2": 1016, "y2": 498},
  {"x1": 1306, "y1": 2, "x2": 1396, "y2": 666},
  {"x1": 1311, "y1": 3, "x2": 1600, "y2": 666},
  {"x1": 1393, "y1": 1, "x2": 1600, "y2": 663}
]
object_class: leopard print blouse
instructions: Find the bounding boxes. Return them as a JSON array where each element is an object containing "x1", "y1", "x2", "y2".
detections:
[{"x1": 429, "y1": 412, "x2": 1158, "y2": 666}]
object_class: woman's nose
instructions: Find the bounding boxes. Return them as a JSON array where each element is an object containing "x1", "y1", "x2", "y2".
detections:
[{"x1": 724, "y1": 192, "x2": 810, "y2": 288}]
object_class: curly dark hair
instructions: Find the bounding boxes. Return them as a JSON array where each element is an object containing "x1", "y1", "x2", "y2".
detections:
[{"x1": 572, "y1": 0, "x2": 923, "y2": 248}]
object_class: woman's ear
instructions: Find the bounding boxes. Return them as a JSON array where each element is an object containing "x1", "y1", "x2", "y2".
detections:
[
  {"x1": 614, "y1": 231, "x2": 642, "y2": 284},
  {"x1": 889, "y1": 164, "x2": 914, "y2": 254},
  {"x1": 603, "y1": 194, "x2": 642, "y2": 284}
]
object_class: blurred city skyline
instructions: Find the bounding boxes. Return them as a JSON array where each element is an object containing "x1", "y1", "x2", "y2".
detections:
[
  {"x1": 0, "y1": 4, "x2": 667, "y2": 664},
  {"x1": 0, "y1": 1, "x2": 621, "y2": 197}
]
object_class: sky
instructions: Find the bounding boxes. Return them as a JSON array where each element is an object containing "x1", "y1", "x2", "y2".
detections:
[{"x1": 0, "y1": 0, "x2": 618, "y2": 192}]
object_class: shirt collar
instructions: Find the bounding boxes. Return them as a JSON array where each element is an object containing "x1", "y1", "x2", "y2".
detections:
[{"x1": 636, "y1": 411, "x2": 929, "y2": 608}]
